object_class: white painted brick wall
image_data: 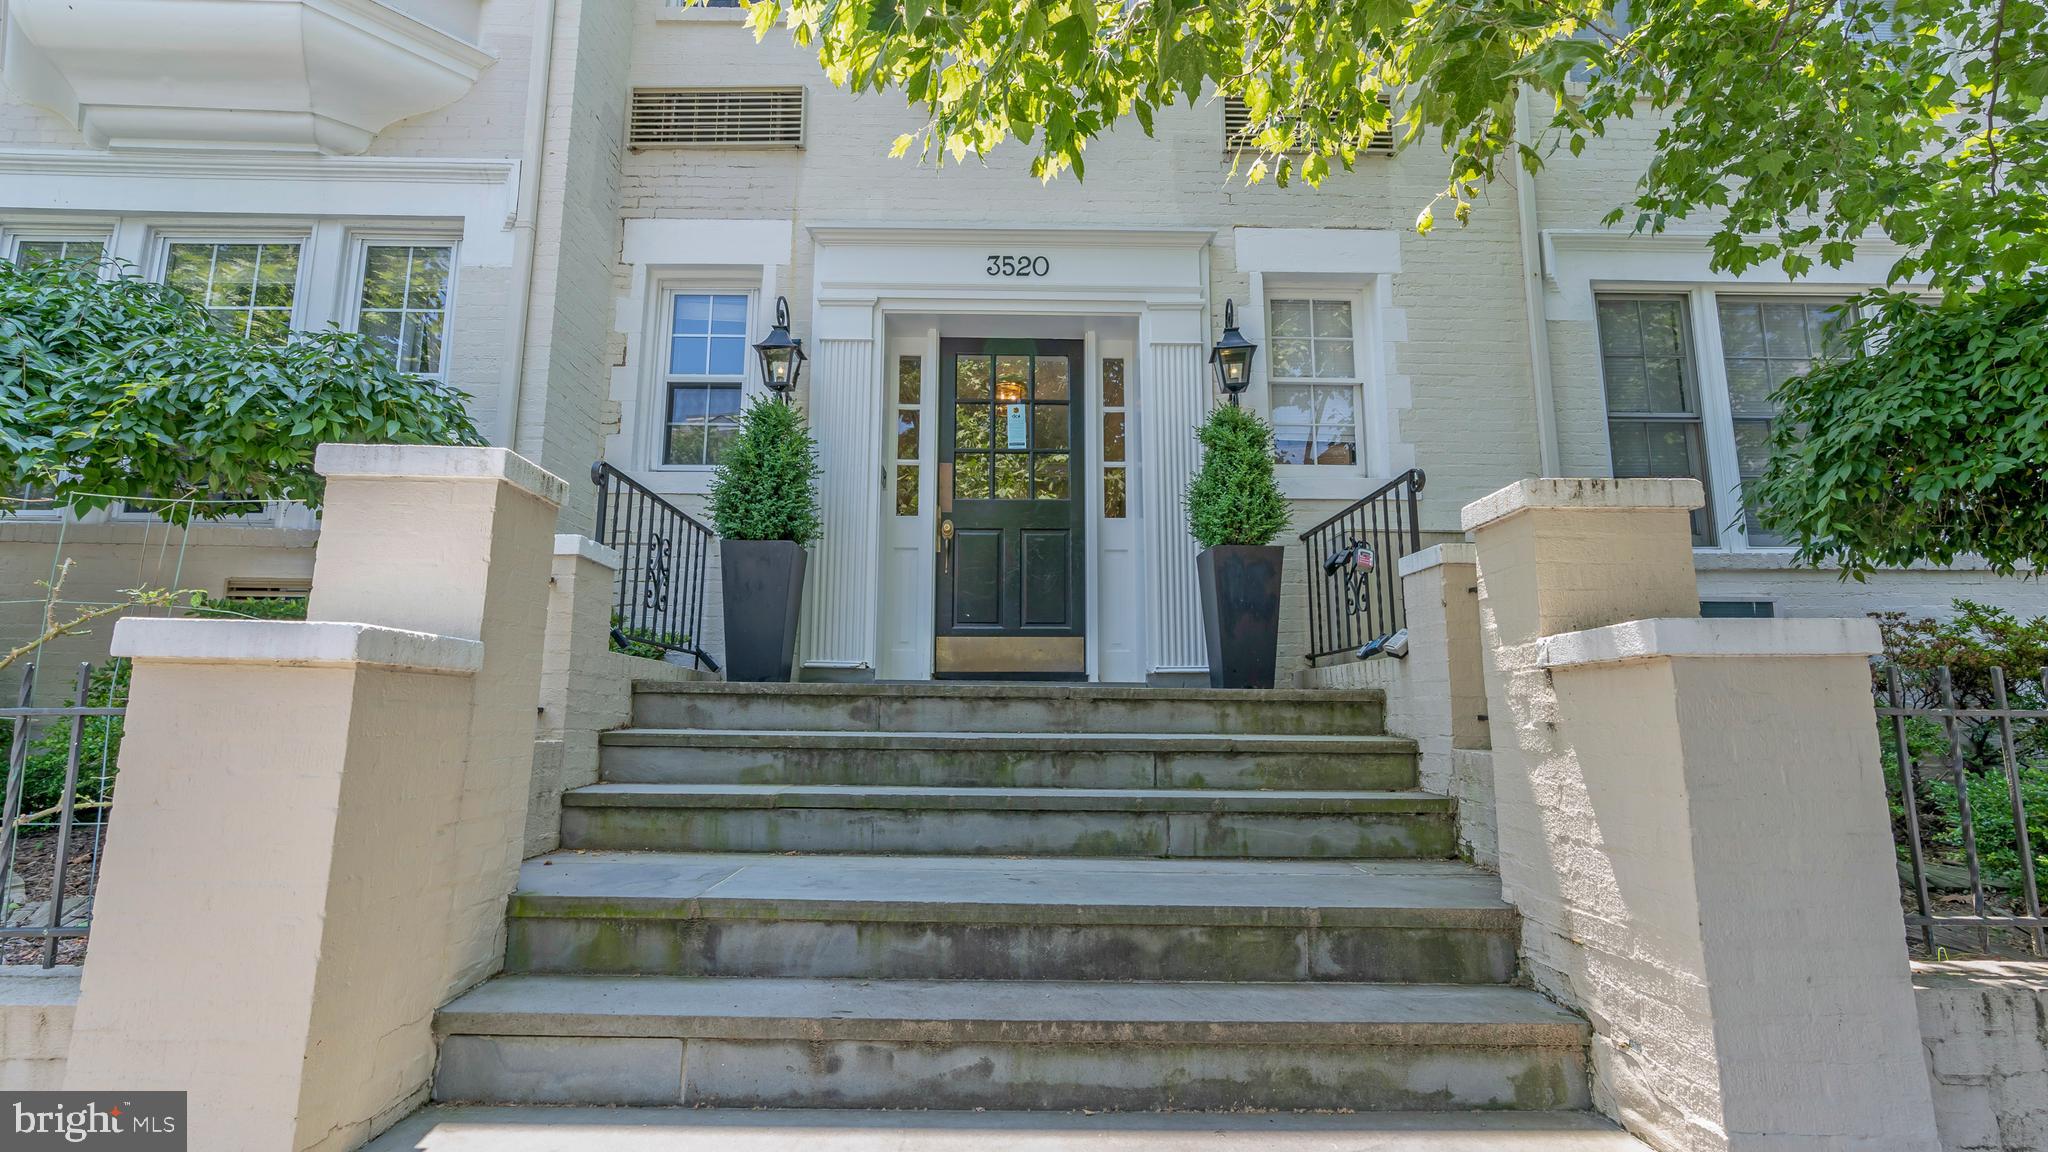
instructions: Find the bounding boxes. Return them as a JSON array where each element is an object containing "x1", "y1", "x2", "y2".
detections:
[{"x1": 516, "y1": 0, "x2": 634, "y2": 530}]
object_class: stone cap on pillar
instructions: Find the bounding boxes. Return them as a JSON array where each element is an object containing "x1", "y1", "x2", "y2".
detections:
[
  {"x1": 1460, "y1": 477, "x2": 1705, "y2": 534},
  {"x1": 1536, "y1": 616, "x2": 1882, "y2": 671},
  {"x1": 111, "y1": 618, "x2": 483, "y2": 675},
  {"x1": 554, "y1": 534, "x2": 622, "y2": 571},
  {"x1": 313, "y1": 444, "x2": 567, "y2": 508},
  {"x1": 1397, "y1": 542, "x2": 1478, "y2": 578}
]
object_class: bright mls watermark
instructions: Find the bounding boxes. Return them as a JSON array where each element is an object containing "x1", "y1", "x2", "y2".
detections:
[{"x1": 5, "y1": 1093, "x2": 184, "y2": 1149}]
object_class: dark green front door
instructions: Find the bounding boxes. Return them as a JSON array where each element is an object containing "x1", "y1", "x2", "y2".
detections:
[{"x1": 935, "y1": 338, "x2": 1086, "y2": 677}]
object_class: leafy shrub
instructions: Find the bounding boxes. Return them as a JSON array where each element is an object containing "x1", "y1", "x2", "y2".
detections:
[
  {"x1": 1915, "y1": 760, "x2": 2048, "y2": 898},
  {"x1": 1874, "y1": 601, "x2": 2048, "y2": 709},
  {"x1": 707, "y1": 397, "x2": 822, "y2": 545},
  {"x1": 0, "y1": 256, "x2": 483, "y2": 524},
  {"x1": 1755, "y1": 284, "x2": 2048, "y2": 578},
  {"x1": 1185, "y1": 404, "x2": 1290, "y2": 550},
  {"x1": 609, "y1": 611, "x2": 686, "y2": 660},
  {"x1": 1875, "y1": 599, "x2": 2048, "y2": 896}
]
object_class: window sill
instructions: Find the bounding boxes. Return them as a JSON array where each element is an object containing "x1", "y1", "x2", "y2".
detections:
[
  {"x1": 638, "y1": 466, "x2": 718, "y2": 497},
  {"x1": 1277, "y1": 469, "x2": 1386, "y2": 503}
]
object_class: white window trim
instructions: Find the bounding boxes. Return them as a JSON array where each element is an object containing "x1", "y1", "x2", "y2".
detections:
[
  {"x1": 643, "y1": 278, "x2": 763, "y2": 484},
  {"x1": 1251, "y1": 278, "x2": 1384, "y2": 500},
  {"x1": 1591, "y1": 280, "x2": 1865, "y2": 554},
  {"x1": 342, "y1": 233, "x2": 462, "y2": 382}
]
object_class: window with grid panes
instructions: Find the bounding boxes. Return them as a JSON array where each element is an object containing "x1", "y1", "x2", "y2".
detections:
[
  {"x1": 356, "y1": 244, "x2": 453, "y2": 377},
  {"x1": 1101, "y1": 357, "x2": 1128, "y2": 518},
  {"x1": 951, "y1": 353, "x2": 1071, "y2": 501},
  {"x1": 663, "y1": 292, "x2": 749, "y2": 466},
  {"x1": 1267, "y1": 297, "x2": 1361, "y2": 466},
  {"x1": 164, "y1": 242, "x2": 300, "y2": 342},
  {"x1": 894, "y1": 355, "x2": 922, "y2": 515},
  {"x1": 1595, "y1": 294, "x2": 1715, "y2": 544},
  {"x1": 1714, "y1": 297, "x2": 1850, "y2": 546}
]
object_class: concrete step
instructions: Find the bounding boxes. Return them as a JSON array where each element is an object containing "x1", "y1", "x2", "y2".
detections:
[
  {"x1": 632, "y1": 680, "x2": 1387, "y2": 736},
  {"x1": 367, "y1": 1106, "x2": 1652, "y2": 1151},
  {"x1": 559, "y1": 784, "x2": 1455, "y2": 859},
  {"x1": 599, "y1": 730, "x2": 1420, "y2": 792},
  {"x1": 504, "y1": 852, "x2": 1519, "y2": 983},
  {"x1": 431, "y1": 975, "x2": 1592, "y2": 1112}
]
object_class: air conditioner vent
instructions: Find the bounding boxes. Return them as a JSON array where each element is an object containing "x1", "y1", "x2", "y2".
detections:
[
  {"x1": 629, "y1": 87, "x2": 806, "y2": 149},
  {"x1": 1223, "y1": 95, "x2": 1394, "y2": 157}
]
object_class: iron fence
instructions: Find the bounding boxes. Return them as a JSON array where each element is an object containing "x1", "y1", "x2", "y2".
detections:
[
  {"x1": 1298, "y1": 469, "x2": 1426, "y2": 665},
  {"x1": 591, "y1": 461, "x2": 719, "y2": 672},
  {"x1": 0, "y1": 661, "x2": 122, "y2": 967},
  {"x1": 1878, "y1": 664, "x2": 2045, "y2": 957}
]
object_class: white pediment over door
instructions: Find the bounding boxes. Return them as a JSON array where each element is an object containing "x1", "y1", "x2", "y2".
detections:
[{"x1": 2, "y1": 0, "x2": 494, "y2": 155}]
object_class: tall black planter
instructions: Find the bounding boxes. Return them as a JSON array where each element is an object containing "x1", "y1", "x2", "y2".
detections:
[
  {"x1": 1196, "y1": 544, "x2": 1284, "y2": 690},
  {"x1": 720, "y1": 539, "x2": 807, "y2": 683}
]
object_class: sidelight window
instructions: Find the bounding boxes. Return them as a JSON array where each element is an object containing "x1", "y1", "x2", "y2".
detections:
[{"x1": 893, "y1": 355, "x2": 922, "y2": 516}]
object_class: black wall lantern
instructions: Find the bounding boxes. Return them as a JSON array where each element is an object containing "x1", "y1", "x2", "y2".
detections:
[
  {"x1": 753, "y1": 295, "x2": 807, "y2": 397},
  {"x1": 1210, "y1": 298, "x2": 1257, "y2": 405}
]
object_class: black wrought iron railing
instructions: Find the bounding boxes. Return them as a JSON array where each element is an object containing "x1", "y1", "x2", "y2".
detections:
[
  {"x1": 1, "y1": 661, "x2": 122, "y2": 967},
  {"x1": 1879, "y1": 664, "x2": 2044, "y2": 957},
  {"x1": 1298, "y1": 469, "x2": 1426, "y2": 665},
  {"x1": 591, "y1": 462, "x2": 719, "y2": 672}
]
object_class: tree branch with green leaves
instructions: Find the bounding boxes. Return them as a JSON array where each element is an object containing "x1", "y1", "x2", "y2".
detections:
[{"x1": 731, "y1": 0, "x2": 2048, "y2": 575}]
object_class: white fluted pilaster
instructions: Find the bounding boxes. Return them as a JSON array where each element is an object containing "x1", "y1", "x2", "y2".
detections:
[
  {"x1": 1139, "y1": 339, "x2": 1210, "y2": 673},
  {"x1": 801, "y1": 334, "x2": 882, "y2": 670}
]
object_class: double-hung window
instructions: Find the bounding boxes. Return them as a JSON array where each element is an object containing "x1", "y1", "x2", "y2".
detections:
[
  {"x1": 1595, "y1": 291, "x2": 1852, "y2": 549},
  {"x1": 1267, "y1": 296, "x2": 1362, "y2": 467},
  {"x1": 164, "y1": 241, "x2": 301, "y2": 342},
  {"x1": 355, "y1": 243, "x2": 455, "y2": 378},
  {"x1": 1596, "y1": 295, "x2": 1713, "y2": 544},
  {"x1": 1713, "y1": 297, "x2": 1849, "y2": 546},
  {"x1": 663, "y1": 292, "x2": 750, "y2": 467}
]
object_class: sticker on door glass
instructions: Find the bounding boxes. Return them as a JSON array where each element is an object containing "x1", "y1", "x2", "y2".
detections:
[{"x1": 1004, "y1": 403, "x2": 1029, "y2": 449}]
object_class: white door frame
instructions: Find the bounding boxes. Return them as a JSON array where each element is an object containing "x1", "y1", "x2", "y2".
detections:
[{"x1": 805, "y1": 226, "x2": 1214, "y2": 681}]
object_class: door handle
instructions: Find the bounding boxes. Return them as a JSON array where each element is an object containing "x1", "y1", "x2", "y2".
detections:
[{"x1": 939, "y1": 517, "x2": 955, "y2": 574}]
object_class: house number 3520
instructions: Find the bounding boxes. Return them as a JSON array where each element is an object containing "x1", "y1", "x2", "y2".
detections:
[{"x1": 986, "y1": 255, "x2": 1050, "y2": 277}]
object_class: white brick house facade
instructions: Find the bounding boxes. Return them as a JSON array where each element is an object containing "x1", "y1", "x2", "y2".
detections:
[{"x1": 0, "y1": 0, "x2": 2039, "y2": 684}]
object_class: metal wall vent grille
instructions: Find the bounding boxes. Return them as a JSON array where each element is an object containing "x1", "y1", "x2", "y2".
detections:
[
  {"x1": 223, "y1": 578, "x2": 312, "y2": 600},
  {"x1": 629, "y1": 87, "x2": 806, "y2": 149},
  {"x1": 1223, "y1": 96, "x2": 1395, "y2": 157}
]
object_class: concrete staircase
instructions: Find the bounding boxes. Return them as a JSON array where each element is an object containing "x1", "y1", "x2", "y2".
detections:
[{"x1": 388, "y1": 682, "x2": 1640, "y2": 1148}]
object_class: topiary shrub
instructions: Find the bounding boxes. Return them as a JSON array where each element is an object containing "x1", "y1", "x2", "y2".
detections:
[
  {"x1": 707, "y1": 396, "x2": 823, "y2": 544},
  {"x1": 1185, "y1": 403, "x2": 1290, "y2": 549}
]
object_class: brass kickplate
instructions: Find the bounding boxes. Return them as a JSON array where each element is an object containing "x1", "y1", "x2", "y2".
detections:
[{"x1": 935, "y1": 636, "x2": 1086, "y2": 675}]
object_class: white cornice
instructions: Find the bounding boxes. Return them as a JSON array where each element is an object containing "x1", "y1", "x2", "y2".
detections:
[
  {"x1": 0, "y1": 149, "x2": 516, "y2": 187},
  {"x1": 808, "y1": 225, "x2": 1217, "y2": 249},
  {"x1": 0, "y1": 150, "x2": 521, "y2": 228},
  {"x1": 3, "y1": 0, "x2": 495, "y2": 155}
]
